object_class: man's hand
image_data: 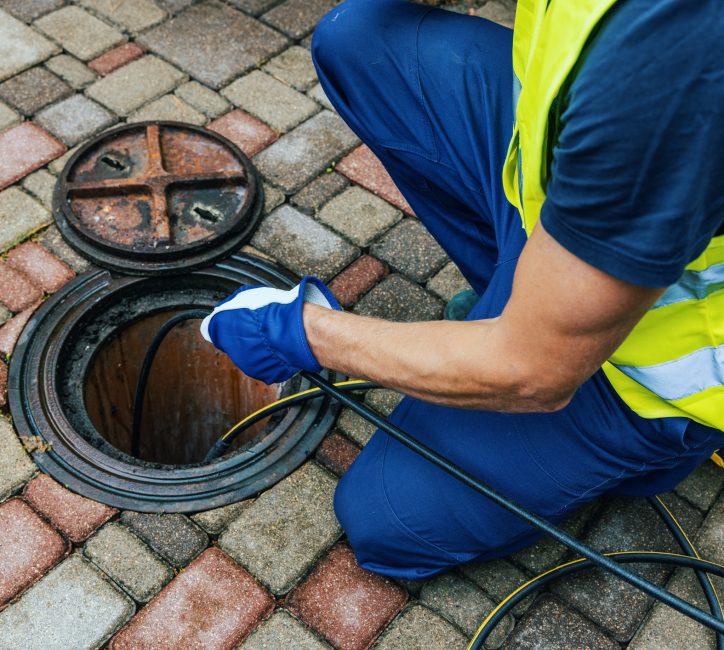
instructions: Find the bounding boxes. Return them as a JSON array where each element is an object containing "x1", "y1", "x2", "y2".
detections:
[{"x1": 201, "y1": 276, "x2": 340, "y2": 384}]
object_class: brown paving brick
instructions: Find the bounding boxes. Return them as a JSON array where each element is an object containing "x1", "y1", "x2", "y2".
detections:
[
  {"x1": 6, "y1": 241, "x2": 74, "y2": 294},
  {"x1": 209, "y1": 109, "x2": 278, "y2": 158},
  {"x1": 287, "y1": 543, "x2": 407, "y2": 650},
  {"x1": 0, "y1": 498, "x2": 68, "y2": 608},
  {"x1": 328, "y1": 255, "x2": 388, "y2": 308},
  {"x1": 0, "y1": 122, "x2": 66, "y2": 190},
  {"x1": 110, "y1": 548, "x2": 274, "y2": 650},
  {"x1": 88, "y1": 42, "x2": 145, "y2": 76},
  {"x1": 315, "y1": 431, "x2": 360, "y2": 477},
  {"x1": 0, "y1": 359, "x2": 7, "y2": 408},
  {"x1": 0, "y1": 260, "x2": 43, "y2": 312},
  {"x1": 337, "y1": 145, "x2": 414, "y2": 216},
  {"x1": 0, "y1": 301, "x2": 40, "y2": 356},
  {"x1": 23, "y1": 474, "x2": 117, "y2": 543}
]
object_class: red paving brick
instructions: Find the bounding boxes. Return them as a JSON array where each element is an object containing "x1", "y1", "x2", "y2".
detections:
[
  {"x1": 0, "y1": 122, "x2": 66, "y2": 191},
  {"x1": 0, "y1": 498, "x2": 68, "y2": 609},
  {"x1": 316, "y1": 431, "x2": 361, "y2": 477},
  {"x1": 6, "y1": 241, "x2": 75, "y2": 294},
  {"x1": 88, "y1": 43, "x2": 145, "y2": 76},
  {"x1": 209, "y1": 109, "x2": 278, "y2": 158},
  {"x1": 0, "y1": 260, "x2": 43, "y2": 312},
  {"x1": 110, "y1": 548, "x2": 274, "y2": 650},
  {"x1": 328, "y1": 255, "x2": 389, "y2": 308},
  {"x1": 0, "y1": 359, "x2": 7, "y2": 409},
  {"x1": 0, "y1": 301, "x2": 41, "y2": 356},
  {"x1": 23, "y1": 474, "x2": 117, "y2": 543},
  {"x1": 287, "y1": 544, "x2": 407, "y2": 650},
  {"x1": 337, "y1": 145, "x2": 414, "y2": 216}
]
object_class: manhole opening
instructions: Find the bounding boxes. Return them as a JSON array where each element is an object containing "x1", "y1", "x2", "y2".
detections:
[{"x1": 84, "y1": 309, "x2": 282, "y2": 466}]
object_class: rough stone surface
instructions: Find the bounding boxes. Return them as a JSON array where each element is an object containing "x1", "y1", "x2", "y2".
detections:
[
  {"x1": 139, "y1": 1, "x2": 289, "y2": 89},
  {"x1": 37, "y1": 224, "x2": 93, "y2": 273},
  {"x1": 315, "y1": 431, "x2": 361, "y2": 477},
  {"x1": 428, "y1": 261, "x2": 473, "y2": 302},
  {"x1": 228, "y1": 0, "x2": 283, "y2": 17},
  {"x1": 176, "y1": 80, "x2": 230, "y2": 118},
  {"x1": 0, "y1": 101, "x2": 19, "y2": 131},
  {"x1": 461, "y1": 558, "x2": 535, "y2": 618},
  {"x1": 80, "y1": 0, "x2": 166, "y2": 33},
  {"x1": 0, "y1": 259, "x2": 43, "y2": 312},
  {"x1": 84, "y1": 523, "x2": 174, "y2": 603},
  {"x1": 190, "y1": 500, "x2": 251, "y2": 536},
  {"x1": 110, "y1": 548, "x2": 274, "y2": 649},
  {"x1": 307, "y1": 82, "x2": 334, "y2": 112},
  {"x1": 337, "y1": 408, "x2": 378, "y2": 447},
  {"x1": 218, "y1": 462, "x2": 340, "y2": 595},
  {"x1": 21, "y1": 168, "x2": 55, "y2": 208},
  {"x1": 288, "y1": 544, "x2": 408, "y2": 650},
  {"x1": 0, "y1": 417, "x2": 36, "y2": 500},
  {"x1": 155, "y1": 0, "x2": 195, "y2": 14},
  {"x1": 0, "y1": 122, "x2": 65, "y2": 191},
  {"x1": 0, "y1": 498, "x2": 67, "y2": 607},
  {"x1": 88, "y1": 42, "x2": 145, "y2": 76},
  {"x1": 373, "y1": 604, "x2": 468, "y2": 650},
  {"x1": 262, "y1": 0, "x2": 336, "y2": 39},
  {"x1": 254, "y1": 110, "x2": 359, "y2": 193},
  {"x1": 263, "y1": 45, "x2": 318, "y2": 91},
  {"x1": 0, "y1": 0, "x2": 63, "y2": 22},
  {"x1": 36, "y1": 93, "x2": 117, "y2": 146},
  {"x1": 252, "y1": 205, "x2": 359, "y2": 282},
  {"x1": 86, "y1": 55, "x2": 185, "y2": 116},
  {"x1": 223, "y1": 70, "x2": 319, "y2": 133},
  {"x1": 263, "y1": 182, "x2": 285, "y2": 214},
  {"x1": 319, "y1": 186, "x2": 402, "y2": 247},
  {"x1": 0, "y1": 359, "x2": 7, "y2": 407},
  {"x1": 372, "y1": 218, "x2": 447, "y2": 282},
  {"x1": 209, "y1": 108, "x2": 278, "y2": 158},
  {"x1": 328, "y1": 254, "x2": 389, "y2": 308},
  {"x1": 45, "y1": 54, "x2": 96, "y2": 89},
  {"x1": 292, "y1": 172, "x2": 348, "y2": 213},
  {"x1": 0, "y1": 554, "x2": 135, "y2": 649},
  {"x1": 0, "y1": 9, "x2": 58, "y2": 82},
  {"x1": 241, "y1": 609, "x2": 332, "y2": 650},
  {"x1": 35, "y1": 6, "x2": 125, "y2": 61},
  {"x1": 119, "y1": 512, "x2": 208, "y2": 568},
  {"x1": 24, "y1": 474, "x2": 118, "y2": 543},
  {"x1": 476, "y1": 0, "x2": 516, "y2": 28},
  {"x1": 6, "y1": 241, "x2": 74, "y2": 293},
  {"x1": 355, "y1": 274, "x2": 444, "y2": 322},
  {"x1": 364, "y1": 389, "x2": 404, "y2": 417},
  {"x1": 674, "y1": 459, "x2": 724, "y2": 512},
  {"x1": 0, "y1": 302, "x2": 41, "y2": 356},
  {"x1": 129, "y1": 93, "x2": 206, "y2": 125},
  {"x1": 0, "y1": 67, "x2": 71, "y2": 116}
]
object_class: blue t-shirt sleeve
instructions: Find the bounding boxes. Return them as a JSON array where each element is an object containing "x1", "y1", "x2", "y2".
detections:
[{"x1": 539, "y1": 0, "x2": 724, "y2": 288}]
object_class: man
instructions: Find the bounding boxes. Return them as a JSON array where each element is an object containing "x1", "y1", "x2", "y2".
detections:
[{"x1": 202, "y1": 0, "x2": 724, "y2": 580}]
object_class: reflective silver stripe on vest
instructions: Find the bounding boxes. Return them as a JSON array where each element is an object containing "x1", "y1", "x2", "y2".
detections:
[
  {"x1": 653, "y1": 263, "x2": 724, "y2": 309},
  {"x1": 612, "y1": 344, "x2": 724, "y2": 401}
]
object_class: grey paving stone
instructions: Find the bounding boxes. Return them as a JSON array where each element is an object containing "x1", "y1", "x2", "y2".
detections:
[
  {"x1": 373, "y1": 604, "x2": 468, "y2": 650},
  {"x1": 191, "y1": 500, "x2": 251, "y2": 535},
  {"x1": 155, "y1": 0, "x2": 195, "y2": 14},
  {"x1": 0, "y1": 10, "x2": 58, "y2": 82},
  {"x1": 371, "y1": 218, "x2": 448, "y2": 282},
  {"x1": 0, "y1": 554, "x2": 134, "y2": 648},
  {"x1": 21, "y1": 168, "x2": 55, "y2": 208},
  {"x1": 337, "y1": 408, "x2": 378, "y2": 447},
  {"x1": 241, "y1": 609, "x2": 331, "y2": 649},
  {"x1": 318, "y1": 186, "x2": 402, "y2": 247},
  {"x1": 0, "y1": 416, "x2": 36, "y2": 500},
  {"x1": 364, "y1": 389, "x2": 404, "y2": 417},
  {"x1": 175, "y1": 80, "x2": 230, "y2": 118},
  {"x1": 0, "y1": 101, "x2": 19, "y2": 131},
  {"x1": 218, "y1": 462, "x2": 341, "y2": 595},
  {"x1": 428, "y1": 261, "x2": 473, "y2": 303},
  {"x1": 501, "y1": 594, "x2": 618, "y2": 650},
  {"x1": 0, "y1": 305, "x2": 10, "y2": 325},
  {"x1": 37, "y1": 224, "x2": 93, "y2": 273},
  {"x1": 86, "y1": 55, "x2": 185, "y2": 116},
  {"x1": 254, "y1": 110, "x2": 359, "y2": 193},
  {"x1": 79, "y1": 0, "x2": 166, "y2": 33},
  {"x1": 420, "y1": 573, "x2": 514, "y2": 647},
  {"x1": 84, "y1": 522, "x2": 174, "y2": 603},
  {"x1": 262, "y1": 0, "x2": 336, "y2": 39},
  {"x1": 0, "y1": 0, "x2": 63, "y2": 22},
  {"x1": 35, "y1": 6, "x2": 125, "y2": 61},
  {"x1": 48, "y1": 144, "x2": 80, "y2": 174},
  {"x1": 222, "y1": 70, "x2": 319, "y2": 133},
  {"x1": 36, "y1": 94, "x2": 116, "y2": 146},
  {"x1": 674, "y1": 459, "x2": 724, "y2": 512},
  {"x1": 307, "y1": 82, "x2": 335, "y2": 112},
  {"x1": 44, "y1": 54, "x2": 96, "y2": 90},
  {"x1": 120, "y1": 512, "x2": 208, "y2": 568},
  {"x1": 0, "y1": 67, "x2": 71, "y2": 116},
  {"x1": 138, "y1": 0, "x2": 289, "y2": 89},
  {"x1": 552, "y1": 495, "x2": 702, "y2": 641},
  {"x1": 228, "y1": 0, "x2": 284, "y2": 17},
  {"x1": 460, "y1": 559, "x2": 535, "y2": 618},
  {"x1": 475, "y1": 0, "x2": 515, "y2": 28},
  {"x1": 0, "y1": 187, "x2": 52, "y2": 252},
  {"x1": 263, "y1": 45, "x2": 318, "y2": 91},
  {"x1": 128, "y1": 93, "x2": 206, "y2": 125},
  {"x1": 354, "y1": 274, "x2": 444, "y2": 322},
  {"x1": 251, "y1": 204, "x2": 359, "y2": 282},
  {"x1": 292, "y1": 172, "x2": 348, "y2": 213},
  {"x1": 262, "y1": 182, "x2": 285, "y2": 214}
]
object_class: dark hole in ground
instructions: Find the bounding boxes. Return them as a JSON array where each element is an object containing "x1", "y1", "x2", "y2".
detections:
[{"x1": 84, "y1": 310, "x2": 281, "y2": 465}]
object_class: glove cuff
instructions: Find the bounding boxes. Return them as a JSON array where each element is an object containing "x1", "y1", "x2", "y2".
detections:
[{"x1": 293, "y1": 276, "x2": 341, "y2": 373}]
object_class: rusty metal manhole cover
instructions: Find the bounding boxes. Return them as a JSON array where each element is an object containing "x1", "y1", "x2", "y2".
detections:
[{"x1": 53, "y1": 121, "x2": 263, "y2": 275}]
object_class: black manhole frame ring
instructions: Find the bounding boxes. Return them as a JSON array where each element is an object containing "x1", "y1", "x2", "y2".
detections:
[
  {"x1": 52, "y1": 121, "x2": 265, "y2": 276},
  {"x1": 8, "y1": 254, "x2": 342, "y2": 513}
]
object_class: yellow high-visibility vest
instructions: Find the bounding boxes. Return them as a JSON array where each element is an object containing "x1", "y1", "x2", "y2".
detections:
[{"x1": 502, "y1": 0, "x2": 724, "y2": 431}]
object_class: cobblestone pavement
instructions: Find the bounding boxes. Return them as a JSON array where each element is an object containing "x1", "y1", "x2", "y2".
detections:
[{"x1": 0, "y1": 1, "x2": 722, "y2": 648}]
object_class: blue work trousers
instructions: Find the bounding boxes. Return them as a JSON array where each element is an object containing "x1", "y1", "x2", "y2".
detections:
[{"x1": 312, "y1": 0, "x2": 723, "y2": 580}]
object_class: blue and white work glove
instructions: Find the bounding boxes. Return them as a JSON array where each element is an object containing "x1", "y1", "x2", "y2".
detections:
[{"x1": 200, "y1": 276, "x2": 340, "y2": 384}]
